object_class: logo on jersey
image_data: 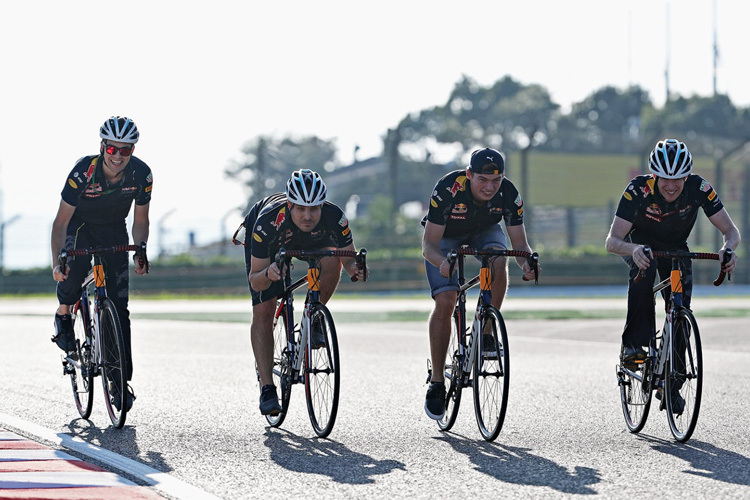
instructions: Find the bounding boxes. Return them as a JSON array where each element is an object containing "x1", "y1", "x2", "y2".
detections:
[
  {"x1": 68, "y1": 178, "x2": 78, "y2": 189},
  {"x1": 253, "y1": 233, "x2": 262, "y2": 242},
  {"x1": 84, "y1": 162, "x2": 96, "y2": 183},
  {"x1": 271, "y1": 208, "x2": 286, "y2": 229},
  {"x1": 145, "y1": 186, "x2": 152, "y2": 193},
  {"x1": 700, "y1": 180, "x2": 712, "y2": 192},
  {"x1": 641, "y1": 178, "x2": 655, "y2": 197},
  {"x1": 447, "y1": 175, "x2": 467, "y2": 196},
  {"x1": 146, "y1": 173, "x2": 153, "y2": 183},
  {"x1": 342, "y1": 227, "x2": 351, "y2": 236},
  {"x1": 623, "y1": 192, "x2": 632, "y2": 201},
  {"x1": 645, "y1": 203, "x2": 662, "y2": 222},
  {"x1": 517, "y1": 207, "x2": 524, "y2": 216},
  {"x1": 452, "y1": 203, "x2": 467, "y2": 214},
  {"x1": 707, "y1": 190, "x2": 717, "y2": 201},
  {"x1": 430, "y1": 198, "x2": 438, "y2": 208},
  {"x1": 338, "y1": 215, "x2": 348, "y2": 227},
  {"x1": 85, "y1": 183, "x2": 102, "y2": 194},
  {"x1": 514, "y1": 194, "x2": 523, "y2": 206}
]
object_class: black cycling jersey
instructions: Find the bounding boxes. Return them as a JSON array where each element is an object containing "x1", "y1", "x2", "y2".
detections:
[
  {"x1": 245, "y1": 193, "x2": 353, "y2": 263},
  {"x1": 60, "y1": 155, "x2": 153, "y2": 225},
  {"x1": 615, "y1": 174, "x2": 724, "y2": 250},
  {"x1": 421, "y1": 170, "x2": 524, "y2": 238}
]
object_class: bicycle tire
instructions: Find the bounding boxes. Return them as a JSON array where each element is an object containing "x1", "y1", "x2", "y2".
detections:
[
  {"x1": 437, "y1": 313, "x2": 463, "y2": 432},
  {"x1": 666, "y1": 308, "x2": 702, "y2": 442},
  {"x1": 99, "y1": 298, "x2": 128, "y2": 428},
  {"x1": 70, "y1": 300, "x2": 95, "y2": 419},
  {"x1": 304, "y1": 304, "x2": 340, "y2": 438},
  {"x1": 473, "y1": 307, "x2": 510, "y2": 441},
  {"x1": 617, "y1": 351, "x2": 652, "y2": 433},
  {"x1": 266, "y1": 304, "x2": 292, "y2": 427}
]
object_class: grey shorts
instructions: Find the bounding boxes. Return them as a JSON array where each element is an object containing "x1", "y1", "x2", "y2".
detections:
[{"x1": 424, "y1": 224, "x2": 508, "y2": 298}]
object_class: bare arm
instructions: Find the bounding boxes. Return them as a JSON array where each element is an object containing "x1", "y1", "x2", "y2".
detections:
[
  {"x1": 132, "y1": 203, "x2": 150, "y2": 275},
  {"x1": 605, "y1": 216, "x2": 652, "y2": 270},
  {"x1": 51, "y1": 200, "x2": 76, "y2": 281},
  {"x1": 422, "y1": 221, "x2": 452, "y2": 277},
  {"x1": 505, "y1": 223, "x2": 540, "y2": 280},
  {"x1": 708, "y1": 208, "x2": 741, "y2": 273},
  {"x1": 249, "y1": 255, "x2": 275, "y2": 291}
]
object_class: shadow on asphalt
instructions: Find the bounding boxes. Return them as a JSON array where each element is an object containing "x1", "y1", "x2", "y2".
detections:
[
  {"x1": 65, "y1": 417, "x2": 172, "y2": 472},
  {"x1": 264, "y1": 428, "x2": 406, "y2": 484},
  {"x1": 640, "y1": 434, "x2": 750, "y2": 486},
  {"x1": 434, "y1": 433, "x2": 600, "y2": 495}
]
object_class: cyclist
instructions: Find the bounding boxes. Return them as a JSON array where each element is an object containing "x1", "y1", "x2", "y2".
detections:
[
  {"x1": 421, "y1": 147, "x2": 540, "y2": 420},
  {"x1": 605, "y1": 138, "x2": 740, "y2": 412},
  {"x1": 51, "y1": 116, "x2": 152, "y2": 412},
  {"x1": 244, "y1": 169, "x2": 368, "y2": 416}
]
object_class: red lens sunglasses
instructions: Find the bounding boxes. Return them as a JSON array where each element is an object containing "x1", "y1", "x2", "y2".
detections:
[{"x1": 103, "y1": 143, "x2": 134, "y2": 156}]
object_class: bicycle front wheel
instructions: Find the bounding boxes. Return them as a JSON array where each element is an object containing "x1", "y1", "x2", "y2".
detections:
[
  {"x1": 304, "y1": 304, "x2": 340, "y2": 438},
  {"x1": 666, "y1": 308, "x2": 702, "y2": 442},
  {"x1": 71, "y1": 300, "x2": 94, "y2": 419},
  {"x1": 617, "y1": 349, "x2": 652, "y2": 434},
  {"x1": 266, "y1": 304, "x2": 292, "y2": 428},
  {"x1": 473, "y1": 307, "x2": 510, "y2": 441},
  {"x1": 437, "y1": 313, "x2": 463, "y2": 432},
  {"x1": 99, "y1": 298, "x2": 128, "y2": 428}
]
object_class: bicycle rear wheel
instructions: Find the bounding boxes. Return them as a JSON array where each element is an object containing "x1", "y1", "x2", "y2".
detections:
[
  {"x1": 304, "y1": 304, "x2": 340, "y2": 438},
  {"x1": 266, "y1": 303, "x2": 292, "y2": 427},
  {"x1": 437, "y1": 313, "x2": 463, "y2": 432},
  {"x1": 617, "y1": 349, "x2": 652, "y2": 433},
  {"x1": 666, "y1": 308, "x2": 702, "y2": 442},
  {"x1": 99, "y1": 298, "x2": 128, "y2": 428},
  {"x1": 473, "y1": 307, "x2": 509, "y2": 441},
  {"x1": 70, "y1": 300, "x2": 94, "y2": 419}
]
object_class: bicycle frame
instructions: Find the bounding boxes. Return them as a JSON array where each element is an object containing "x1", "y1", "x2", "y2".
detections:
[
  {"x1": 617, "y1": 246, "x2": 731, "y2": 441},
  {"x1": 447, "y1": 248, "x2": 537, "y2": 379},
  {"x1": 272, "y1": 247, "x2": 367, "y2": 383}
]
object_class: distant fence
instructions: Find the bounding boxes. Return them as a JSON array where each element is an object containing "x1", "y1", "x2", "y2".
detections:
[{"x1": 2, "y1": 255, "x2": 743, "y2": 296}]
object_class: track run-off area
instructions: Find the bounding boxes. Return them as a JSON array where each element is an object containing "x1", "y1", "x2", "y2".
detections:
[{"x1": 1, "y1": 292, "x2": 749, "y2": 499}]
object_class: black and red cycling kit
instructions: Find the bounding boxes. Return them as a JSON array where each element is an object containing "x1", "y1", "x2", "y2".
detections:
[
  {"x1": 243, "y1": 193, "x2": 353, "y2": 304},
  {"x1": 615, "y1": 173, "x2": 723, "y2": 347},
  {"x1": 421, "y1": 169, "x2": 524, "y2": 236},
  {"x1": 57, "y1": 154, "x2": 153, "y2": 380}
]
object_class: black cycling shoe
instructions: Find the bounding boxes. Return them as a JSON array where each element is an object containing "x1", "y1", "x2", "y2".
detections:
[
  {"x1": 311, "y1": 323, "x2": 327, "y2": 349},
  {"x1": 110, "y1": 383, "x2": 135, "y2": 412},
  {"x1": 259, "y1": 385, "x2": 282, "y2": 416},
  {"x1": 424, "y1": 382, "x2": 446, "y2": 420},
  {"x1": 52, "y1": 313, "x2": 76, "y2": 352},
  {"x1": 482, "y1": 334, "x2": 498, "y2": 359},
  {"x1": 621, "y1": 344, "x2": 647, "y2": 368}
]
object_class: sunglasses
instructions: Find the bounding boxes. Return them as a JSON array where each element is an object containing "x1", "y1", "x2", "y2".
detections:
[{"x1": 103, "y1": 143, "x2": 134, "y2": 156}]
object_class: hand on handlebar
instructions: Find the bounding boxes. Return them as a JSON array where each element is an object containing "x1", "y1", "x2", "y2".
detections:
[
  {"x1": 719, "y1": 248, "x2": 736, "y2": 276},
  {"x1": 52, "y1": 264, "x2": 69, "y2": 282},
  {"x1": 265, "y1": 262, "x2": 282, "y2": 282},
  {"x1": 632, "y1": 245, "x2": 653, "y2": 270}
]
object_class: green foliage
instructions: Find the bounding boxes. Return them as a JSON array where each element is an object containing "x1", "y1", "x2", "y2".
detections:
[{"x1": 226, "y1": 135, "x2": 340, "y2": 211}]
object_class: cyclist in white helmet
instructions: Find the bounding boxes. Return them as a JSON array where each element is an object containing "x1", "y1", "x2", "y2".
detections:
[
  {"x1": 241, "y1": 169, "x2": 369, "y2": 416},
  {"x1": 606, "y1": 139, "x2": 740, "y2": 403},
  {"x1": 50, "y1": 116, "x2": 152, "y2": 412}
]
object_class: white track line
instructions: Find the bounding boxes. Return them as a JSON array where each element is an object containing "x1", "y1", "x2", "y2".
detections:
[{"x1": 0, "y1": 412, "x2": 222, "y2": 500}]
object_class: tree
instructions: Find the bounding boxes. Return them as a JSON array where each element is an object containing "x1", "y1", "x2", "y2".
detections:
[
  {"x1": 226, "y1": 135, "x2": 340, "y2": 211},
  {"x1": 547, "y1": 85, "x2": 653, "y2": 154}
]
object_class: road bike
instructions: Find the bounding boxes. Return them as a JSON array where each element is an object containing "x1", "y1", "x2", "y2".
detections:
[
  {"x1": 59, "y1": 243, "x2": 148, "y2": 429},
  {"x1": 429, "y1": 247, "x2": 539, "y2": 441},
  {"x1": 616, "y1": 247, "x2": 732, "y2": 442},
  {"x1": 265, "y1": 247, "x2": 367, "y2": 438}
]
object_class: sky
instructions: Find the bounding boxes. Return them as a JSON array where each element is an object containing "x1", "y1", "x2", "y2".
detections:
[{"x1": 1, "y1": 0, "x2": 749, "y2": 269}]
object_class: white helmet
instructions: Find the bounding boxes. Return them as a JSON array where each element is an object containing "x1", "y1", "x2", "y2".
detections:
[
  {"x1": 99, "y1": 116, "x2": 139, "y2": 144},
  {"x1": 648, "y1": 139, "x2": 693, "y2": 179},
  {"x1": 286, "y1": 169, "x2": 327, "y2": 206}
]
